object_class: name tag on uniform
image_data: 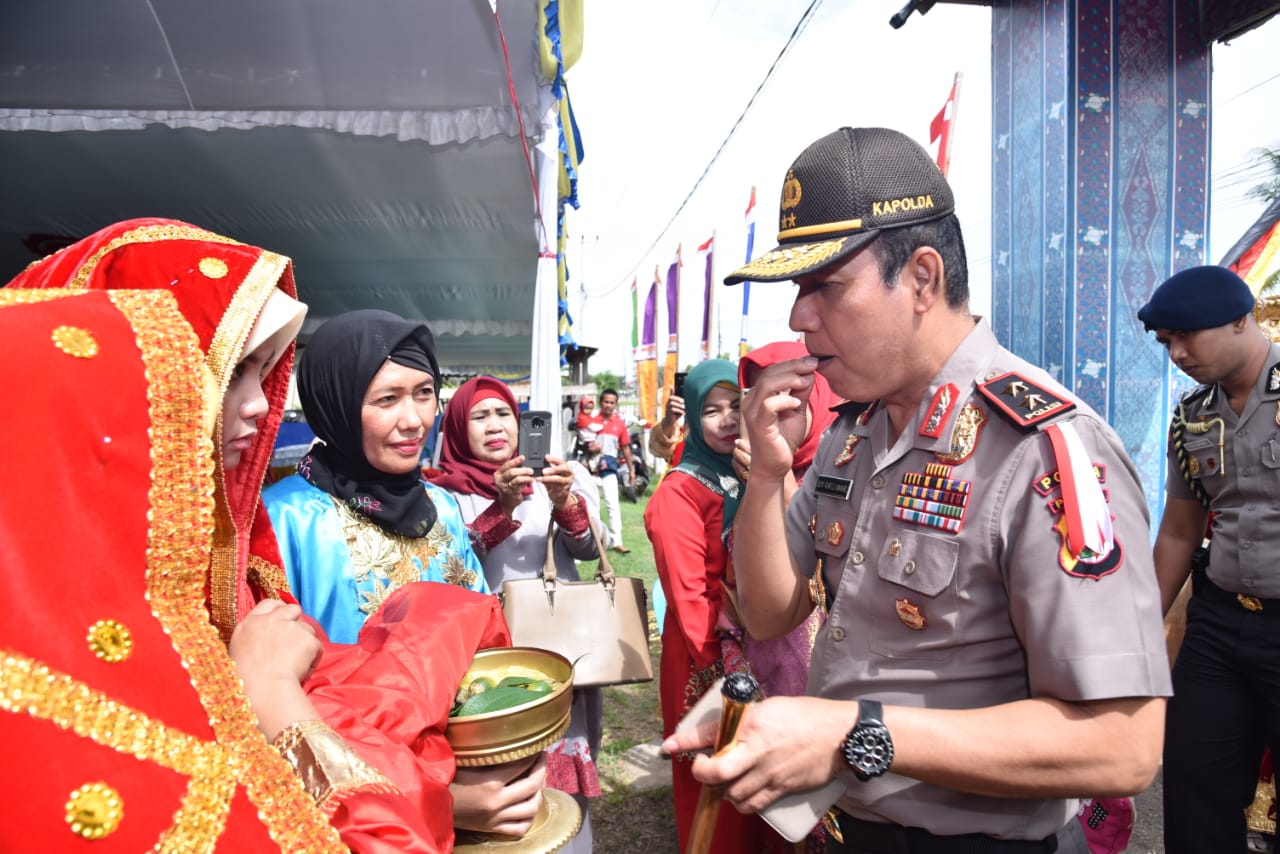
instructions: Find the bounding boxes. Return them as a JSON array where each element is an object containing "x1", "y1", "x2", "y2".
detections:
[{"x1": 815, "y1": 475, "x2": 853, "y2": 500}]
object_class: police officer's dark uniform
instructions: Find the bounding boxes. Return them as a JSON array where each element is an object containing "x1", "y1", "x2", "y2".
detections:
[
  {"x1": 725, "y1": 128, "x2": 1172, "y2": 854},
  {"x1": 1139, "y1": 266, "x2": 1280, "y2": 854}
]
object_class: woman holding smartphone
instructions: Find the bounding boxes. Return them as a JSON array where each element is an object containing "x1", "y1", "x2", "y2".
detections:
[{"x1": 428, "y1": 375, "x2": 603, "y2": 853}]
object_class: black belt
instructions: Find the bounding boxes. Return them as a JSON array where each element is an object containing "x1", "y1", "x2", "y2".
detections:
[
  {"x1": 829, "y1": 812, "x2": 1061, "y2": 854},
  {"x1": 1194, "y1": 570, "x2": 1280, "y2": 614}
]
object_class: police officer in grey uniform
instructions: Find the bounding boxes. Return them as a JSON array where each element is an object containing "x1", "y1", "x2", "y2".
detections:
[
  {"x1": 662, "y1": 127, "x2": 1171, "y2": 854},
  {"x1": 1139, "y1": 265, "x2": 1280, "y2": 854}
]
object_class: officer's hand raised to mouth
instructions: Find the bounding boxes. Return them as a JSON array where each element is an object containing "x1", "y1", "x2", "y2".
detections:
[{"x1": 739, "y1": 356, "x2": 817, "y2": 481}]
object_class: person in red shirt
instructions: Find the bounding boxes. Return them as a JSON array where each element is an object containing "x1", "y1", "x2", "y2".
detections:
[{"x1": 591, "y1": 389, "x2": 635, "y2": 553}]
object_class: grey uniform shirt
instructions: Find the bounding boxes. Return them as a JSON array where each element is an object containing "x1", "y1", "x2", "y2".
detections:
[
  {"x1": 782, "y1": 321, "x2": 1171, "y2": 839},
  {"x1": 1166, "y1": 340, "x2": 1280, "y2": 597}
]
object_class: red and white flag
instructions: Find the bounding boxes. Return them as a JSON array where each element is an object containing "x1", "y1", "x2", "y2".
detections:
[{"x1": 930, "y1": 73, "x2": 962, "y2": 177}]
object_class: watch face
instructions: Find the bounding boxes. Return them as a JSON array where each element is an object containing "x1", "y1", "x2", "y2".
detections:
[{"x1": 844, "y1": 724, "x2": 894, "y2": 780}]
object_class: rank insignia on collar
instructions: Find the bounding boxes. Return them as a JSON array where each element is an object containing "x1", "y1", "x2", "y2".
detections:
[
  {"x1": 935, "y1": 403, "x2": 987, "y2": 464},
  {"x1": 809, "y1": 513, "x2": 819, "y2": 536},
  {"x1": 827, "y1": 520, "x2": 845, "y2": 546},
  {"x1": 895, "y1": 598, "x2": 927, "y2": 630},
  {"x1": 1268, "y1": 362, "x2": 1280, "y2": 394},
  {"x1": 920, "y1": 383, "x2": 958, "y2": 439},
  {"x1": 855, "y1": 402, "x2": 878, "y2": 426},
  {"x1": 834, "y1": 433, "x2": 862, "y2": 466},
  {"x1": 893, "y1": 462, "x2": 970, "y2": 534},
  {"x1": 977, "y1": 371, "x2": 1075, "y2": 431}
]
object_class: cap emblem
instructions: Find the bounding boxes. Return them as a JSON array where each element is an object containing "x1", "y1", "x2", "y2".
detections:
[{"x1": 781, "y1": 169, "x2": 803, "y2": 210}]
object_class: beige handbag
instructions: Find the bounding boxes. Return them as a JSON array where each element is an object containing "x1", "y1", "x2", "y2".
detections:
[{"x1": 500, "y1": 519, "x2": 654, "y2": 687}]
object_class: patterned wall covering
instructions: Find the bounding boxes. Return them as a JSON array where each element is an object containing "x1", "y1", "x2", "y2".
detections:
[{"x1": 990, "y1": 0, "x2": 1210, "y2": 523}]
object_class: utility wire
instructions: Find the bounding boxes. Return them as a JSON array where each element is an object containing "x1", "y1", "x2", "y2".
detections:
[{"x1": 591, "y1": 0, "x2": 824, "y2": 298}]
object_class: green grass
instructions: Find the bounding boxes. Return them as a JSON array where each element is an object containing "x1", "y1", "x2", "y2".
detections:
[{"x1": 589, "y1": 489, "x2": 680, "y2": 853}]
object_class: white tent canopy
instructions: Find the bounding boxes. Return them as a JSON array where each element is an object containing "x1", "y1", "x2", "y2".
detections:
[{"x1": 0, "y1": 0, "x2": 559, "y2": 377}]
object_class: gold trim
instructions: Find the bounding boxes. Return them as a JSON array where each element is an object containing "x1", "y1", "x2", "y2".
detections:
[
  {"x1": 66, "y1": 225, "x2": 243, "y2": 291},
  {"x1": 108, "y1": 290, "x2": 345, "y2": 852},
  {"x1": 777, "y1": 218, "x2": 865, "y2": 240},
  {"x1": 247, "y1": 555, "x2": 290, "y2": 599},
  {"x1": 273, "y1": 720, "x2": 395, "y2": 814},
  {"x1": 207, "y1": 250, "x2": 290, "y2": 643},
  {"x1": 0, "y1": 289, "x2": 85, "y2": 308}
]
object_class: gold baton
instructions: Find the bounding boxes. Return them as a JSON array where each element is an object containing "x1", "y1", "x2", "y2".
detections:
[{"x1": 684, "y1": 672, "x2": 760, "y2": 854}]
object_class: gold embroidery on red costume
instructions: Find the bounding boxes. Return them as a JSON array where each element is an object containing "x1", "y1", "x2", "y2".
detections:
[
  {"x1": 65, "y1": 782, "x2": 123, "y2": 840},
  {"x1": 51, "y1": 325, "x2": 99, "y2": 358},
  {"x1": 199, "y1": 257, "x2": 230, "y2": 279},
  {"x1": 86, "y1": 619, "x2": 132, "y2": 663}
]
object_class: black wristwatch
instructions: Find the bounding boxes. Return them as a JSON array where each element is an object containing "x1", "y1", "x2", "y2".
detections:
[{"x1": 842, "y1": 699, "x2": 894, "y2": 781}]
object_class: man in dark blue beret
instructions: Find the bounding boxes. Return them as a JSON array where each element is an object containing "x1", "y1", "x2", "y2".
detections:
[
  {"x1": 1140, "y1": 264, "x2": 1280, "y2": 854},
  {"x1": 1138, "y1": 263, "x2": 1256, "y2": 333}
]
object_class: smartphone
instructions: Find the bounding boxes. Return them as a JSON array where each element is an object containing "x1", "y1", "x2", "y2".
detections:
[
  {"x1": 518, "y1": 410, "x2": 553, "y2": 475},
  {"x1": 672, "y1": 371, "x2": 689, "y2": 400}
]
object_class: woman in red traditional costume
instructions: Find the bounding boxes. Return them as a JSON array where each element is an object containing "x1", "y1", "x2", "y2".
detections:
[
  {"x1": 3, "y1": 219, "x2": 527, "y2": 850},
  {"x1": 643, "y1": 358, "x2": 782, "y2": 853}
]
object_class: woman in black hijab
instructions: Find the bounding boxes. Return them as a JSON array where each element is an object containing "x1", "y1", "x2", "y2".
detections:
[
  {"x1": 264, "y1": 309, "x2": 547, "y2": 838},
  {"x1": 264, "y1": 310, "x2": 488, "y2": 643}
]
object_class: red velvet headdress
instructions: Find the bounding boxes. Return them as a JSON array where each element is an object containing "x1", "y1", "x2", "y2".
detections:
[{"x1": 7, "y1": 218, "x2": 300, "y2": 639}]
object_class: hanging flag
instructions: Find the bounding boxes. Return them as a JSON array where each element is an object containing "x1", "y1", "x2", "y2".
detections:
[
  {"x1": 739, "y1": 186, "x2": 757, "y2": 358},
  {"x1": 628, "y1": 275, "x2": 639, "y2": 384},
  {"x1": 1220, "y1": 196, "x2": 1280, "y2": 295},
  {"x1": 930, "y1": 72, "x2": 962, "y2": 177},
  {"x1": 697, "y1": 235, "x2": 715, "y2": 361},
  {"x1": 661, "y1": 246, "x2": 682, "y2": 412},
  {"x1": 636, "y1": 269, "x2": 660, "y2": 427}
]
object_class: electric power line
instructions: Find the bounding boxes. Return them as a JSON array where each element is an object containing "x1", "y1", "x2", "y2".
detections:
[{"x1": 589, "y1": 0, "x2": 825, "y2": 298}]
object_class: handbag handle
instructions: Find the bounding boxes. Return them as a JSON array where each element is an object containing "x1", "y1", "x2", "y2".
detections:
[{"x1": 540, "y1": 505, "x2": 617, "y2": 593}]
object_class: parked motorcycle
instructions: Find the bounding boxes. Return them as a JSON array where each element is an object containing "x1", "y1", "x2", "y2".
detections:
[
  {"x1": 571, "y1": 425, "x2": 650, "y2": 501},
  {"x1": 619, "y1": 426, "x2": 650, "y2": 501}
]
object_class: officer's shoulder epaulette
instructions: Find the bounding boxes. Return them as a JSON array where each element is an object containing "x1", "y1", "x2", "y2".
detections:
[
  {"x1": 1178, "y1": 383, "x2": 1214, "y2": 406},
  {"x1": 976, "y1": 370, "x2": 1076, "y2": 433}
]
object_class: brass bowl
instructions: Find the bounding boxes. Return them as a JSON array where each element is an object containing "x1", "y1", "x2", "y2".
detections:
[{"x1": 446, "y1": 647, "x2": 574, "y2": 767}]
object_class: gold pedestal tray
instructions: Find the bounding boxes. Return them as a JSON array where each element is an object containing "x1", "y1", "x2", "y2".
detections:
[
  {"x1": 453, "y1": 787, "x2": 582, "y2": 853},
  {"x1": 448, "y1": 648, "x2": 582, "y2": 852}
]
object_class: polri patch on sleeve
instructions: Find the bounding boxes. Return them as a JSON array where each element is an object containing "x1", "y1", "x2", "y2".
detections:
[
  {"x1": 815, "y1": 474, "x2": 853, "y2": 500},
  {"x1": 1267, "y1": 361, "x2": 1280, "y2": 394},
  {"x1": 977, "y1": 371, "x2": 1075, "y2": 431}
]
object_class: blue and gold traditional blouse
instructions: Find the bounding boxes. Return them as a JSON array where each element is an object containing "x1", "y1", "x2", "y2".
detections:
[{"x1": 264, "y1": 474, "x2": 488, "y2": 643}]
